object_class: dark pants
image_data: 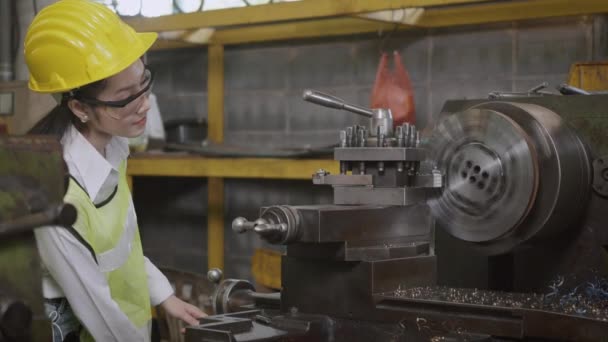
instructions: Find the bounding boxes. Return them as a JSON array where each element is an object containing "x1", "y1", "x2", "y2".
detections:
[{"x1": 43, "y1": 298, "x2": 81, "y2": 342}]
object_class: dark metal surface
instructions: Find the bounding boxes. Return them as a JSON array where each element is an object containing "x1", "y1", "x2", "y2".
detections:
[
  {"x1": 235, "y1": 204, "x2": 433, "y2": 250},
  {"x1": 283, "y1": 204, "x2": 432, "y2": 247},
  {"x1": 334, "y1": 147, "x2": 426, "y2": 161},
  {"x1": 185, "y1": 311, "x2": 290, "y2": 342},
  {"x1": 376, "y1": 286, "x2": 608, "y2": 341},
  {"x1": 0, "y1": 204, "x2": 76, "y2": 238},
  {"x1": 333, "y1": 186, "x2": 431, "y2": 206},
  {"x1": 0, "y1": 135, "x2": 65, "y2": 342},
  {"x1": 0, "y1": 297, "x2": 33, "y2": 342},
  {"x1": 0, "y1": 136, "x2": 65, "y2": 224},
  {"x1": 281, "y1": 255, "x2": 436, "y2": 319},
  {"x1": 592, "y1": 155, "x2": 608, "y2": 197},
  {"x1": 164, "y1": 118, "x2": 207, "y2": 145}
]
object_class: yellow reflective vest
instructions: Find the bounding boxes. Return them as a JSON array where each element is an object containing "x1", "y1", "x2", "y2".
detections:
[{"x1": 63, "y1": 161, "x2": 151, "y2": 341}]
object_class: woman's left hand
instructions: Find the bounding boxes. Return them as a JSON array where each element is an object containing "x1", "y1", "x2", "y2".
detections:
[{"x1": 160, "y1": 294, "x2": 207, "y2": 327}]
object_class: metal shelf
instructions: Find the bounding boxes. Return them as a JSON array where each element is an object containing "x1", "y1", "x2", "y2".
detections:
[{"x1": 126, "y1": 154, "x2": 339, "y2": 180}]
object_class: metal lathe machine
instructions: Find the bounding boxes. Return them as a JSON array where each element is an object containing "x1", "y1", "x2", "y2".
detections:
[{"x1": 192, "y1": 88, "x2": 608, "y2": 341}]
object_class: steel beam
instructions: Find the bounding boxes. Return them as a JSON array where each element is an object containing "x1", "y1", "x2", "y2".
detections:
[
  {"x1": 419, "y1": 0, "x2": 608, "y2": 27},
  {"x1": 149, "y1": 0, "x2": 608, "y2": 49},
  {"x1": 126, "y1": 0, "x2": 490, "y2": 33}
]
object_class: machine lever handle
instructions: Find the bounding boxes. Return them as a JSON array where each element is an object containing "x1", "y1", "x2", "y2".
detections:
[
  {"x1": 232, "y1": 217, "x2": 278, "y2": 234},
  {"x1": 557, "y1": 83, "x2": 591, "y2": 95},
  {"x1": 303, "y1": 89, "x2": 373, "y2": 118},
  {"x1": 232, "y1": 217, "x2": 257, "y2": 233}
]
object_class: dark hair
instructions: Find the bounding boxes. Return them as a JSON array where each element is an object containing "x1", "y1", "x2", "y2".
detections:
[{"x1": 29, "y1": 79, "x2": 107, "y2": 137}]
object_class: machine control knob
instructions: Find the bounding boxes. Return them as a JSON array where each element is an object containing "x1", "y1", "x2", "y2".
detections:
[
  {"x1": 207, "y1": 268, "x2": 223, "y2": 284},
  {"x1": 232, "y1": 217, "x2": 288, "y2": 239},
  {"x1": 231, "y1": 206, "x2": 301, "y2": 245},
  {"x1": 232, "y1": 217, "x2": 268, "y2": 234},
  {"x1": 231, "y1": 217, "x2": 253, "y2": 233}
]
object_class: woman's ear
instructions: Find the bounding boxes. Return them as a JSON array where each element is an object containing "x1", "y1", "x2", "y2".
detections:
[{"x1": 67, "y1": 99, "x2": 90, "y2": 123}]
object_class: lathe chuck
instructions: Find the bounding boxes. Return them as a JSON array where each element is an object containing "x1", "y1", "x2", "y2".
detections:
[{"x1": 427, "y1": 101, "x2": 591, "y2": 254}]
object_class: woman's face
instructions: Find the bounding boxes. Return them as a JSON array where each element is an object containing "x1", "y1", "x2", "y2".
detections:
[{"x1": 81, "y1": 60, "x2": 152, "y2": 138}]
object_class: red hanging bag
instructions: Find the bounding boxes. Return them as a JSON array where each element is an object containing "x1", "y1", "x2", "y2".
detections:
[{"x1": 370, "y1": 51, "x2": 416, "y2": 126}]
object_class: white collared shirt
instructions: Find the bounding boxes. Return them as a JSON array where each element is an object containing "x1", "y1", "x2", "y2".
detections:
[{"x1": 35, "y1": 125, "x2": 173, "y2": 342}]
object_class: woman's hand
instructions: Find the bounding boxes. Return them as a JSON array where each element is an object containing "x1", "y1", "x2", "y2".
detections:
[{"x1": 160, "y1": 295, "x2": 207, "y2": 327}]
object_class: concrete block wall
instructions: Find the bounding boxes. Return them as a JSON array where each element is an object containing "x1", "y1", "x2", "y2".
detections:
[
  {"x1": 147, "y1": 49, "x2": 208, "y2": 123},
  {"x1": 137, "y1": 15, "x2": 608, "y2": 280}
]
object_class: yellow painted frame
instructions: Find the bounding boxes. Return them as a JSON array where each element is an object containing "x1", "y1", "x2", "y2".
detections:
[
  {"x1": 127, "y1": 157, "x2": 339, "y2": 179},
  {"x1": 133, "y1": 0, "x2": 608, "y2": 48},
  {"x1": 207, "y1": 44, "x2": 225, "y2": 271}
]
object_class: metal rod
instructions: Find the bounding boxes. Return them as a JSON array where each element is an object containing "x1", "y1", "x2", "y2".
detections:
[
  {"x1": 346, "y1": 127, "x2": 353, "y2": 147},
  {"x1": 358, "y1": 128, "x2": 366, "y2": 147},
  {"x1": 340, "y1": 161, "x2": 348, "y2": 175},
  {"x1": 339, "y1": 130, "x2": 347, "y2": 148},
  {"x1": 303, "y1": 89, "x2": 373, "y2": 118},
  {"x1": 0, "y1": 204, "x2": 76, "y2": 238},
  {"x1": 396, "y1": 126, "x2": 404, "y2": 172},
  {"x1": 528, "y1": 81, "x2": 548, "y2": 93}
]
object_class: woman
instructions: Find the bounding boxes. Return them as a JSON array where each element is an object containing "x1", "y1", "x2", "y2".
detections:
[{"x1": 25, "y1": 1, "x2": 206, "y2": 341}]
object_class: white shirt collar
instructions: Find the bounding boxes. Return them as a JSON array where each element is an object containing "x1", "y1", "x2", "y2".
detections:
[{"x1": 61, "y1": 125, "x2": 130, "y2": 200}]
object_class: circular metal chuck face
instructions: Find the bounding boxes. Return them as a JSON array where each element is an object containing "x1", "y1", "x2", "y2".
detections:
[
  {"x1": 212, "y1": 279, "x2": 255, "y2": 315},
  {"x1": 427, "y1": 108, "x2": 539, "y2": 243},
  {"x1": 427, "y1": 101, "x2": 591, "y2": 254}
]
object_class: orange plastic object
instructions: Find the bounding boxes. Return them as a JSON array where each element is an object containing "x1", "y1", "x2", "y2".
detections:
[{"x1": 370, "y1": 51, "x2": 416, "y2": 126}]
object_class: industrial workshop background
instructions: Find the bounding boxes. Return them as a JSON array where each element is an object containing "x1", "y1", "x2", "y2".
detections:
[{"x1": 5, "y1": 0, "x2": 608, "y2": 280}]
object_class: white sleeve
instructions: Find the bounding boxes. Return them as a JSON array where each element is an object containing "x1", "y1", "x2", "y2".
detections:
[
  {"x1": 35, "y1": 226, "x2": 147, "y2": 342},
  {"x1": 143, "y1": 257, "x2": 174, "y2": 305}
]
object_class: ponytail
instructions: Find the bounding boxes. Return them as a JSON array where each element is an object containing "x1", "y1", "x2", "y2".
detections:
[
  {"x1": 29, "y1": 102, "x2": 85, "y2": 136},
  {"x1": 28, "y1": 78, "x2": 107, "y2": 136}
]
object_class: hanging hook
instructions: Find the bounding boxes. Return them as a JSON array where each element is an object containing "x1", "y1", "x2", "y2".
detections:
[{"x1": 378, "y1": 23, "x2": 400, "y2": 55}]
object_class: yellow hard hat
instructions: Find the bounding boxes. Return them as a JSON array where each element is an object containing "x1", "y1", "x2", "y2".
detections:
[{"x1": 25, "y1": 0, "x2": 157, "y2": 93}]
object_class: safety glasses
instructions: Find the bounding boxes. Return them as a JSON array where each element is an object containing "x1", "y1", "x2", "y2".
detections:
[{"x1": 73, "y1": 66, "x2": 154, "y2": 109}]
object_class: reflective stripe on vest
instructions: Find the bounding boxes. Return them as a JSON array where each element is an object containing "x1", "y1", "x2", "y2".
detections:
[
  {"x1": 63, "y1": 160, "x2": 151, "y2": 341},
  {"x1": 96, "y1": 201, "x2": 137, "y2": 273}
]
